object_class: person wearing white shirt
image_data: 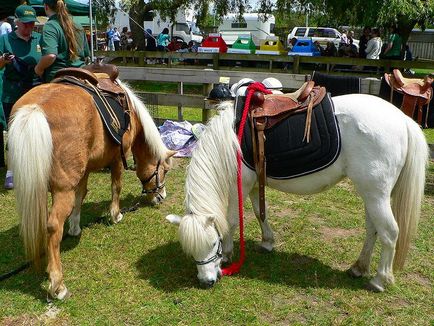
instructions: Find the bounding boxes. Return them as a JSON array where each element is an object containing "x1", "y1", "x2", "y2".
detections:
[
  {"x1": 365, "y1": 28, "x2": 382, "y2": 60},
  {"x1": 0, "y1": 18, "x2": 12, "y2": 35}
]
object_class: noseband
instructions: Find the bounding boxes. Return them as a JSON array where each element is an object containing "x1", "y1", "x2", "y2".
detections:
[
  {"x1": 141, "y1": 160, "x2": 165, "y2": 197},
  {"x1": 195, "y1": 231, "x2": 223, "y2": 266}
]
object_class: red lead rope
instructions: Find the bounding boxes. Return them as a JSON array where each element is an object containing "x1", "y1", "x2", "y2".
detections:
[{"x1": 222, "y1": 82, "x2": 271, "y2": 276}]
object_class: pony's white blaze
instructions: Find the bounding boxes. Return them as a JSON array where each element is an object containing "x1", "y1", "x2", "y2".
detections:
[{"x1": 172, "y1": 94, "x2": 428, "y2": 291}]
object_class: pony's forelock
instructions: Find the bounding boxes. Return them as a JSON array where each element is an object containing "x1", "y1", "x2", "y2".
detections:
[
  {"x1": 117, "y1": 79, "x2": 168, "y2": 160},
  {"x1": 178, "y1": 214, "x2": 216, "y2": 258}
]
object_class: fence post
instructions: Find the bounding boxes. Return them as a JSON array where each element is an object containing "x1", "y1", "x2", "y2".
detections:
[
  {"x1": 292, "y1": 55, "x2": 300, "y2": 74},
  {"x1": 213, "y1": 54, "x2": 220, "y2": 70},
  {"x1": 138, "y1": 52, "x2": 145, "y2": 66},
  {"x1": 178, "y1": 82, "x2": 183, "y2": 121},
  {"x1": 202, "y1": 83, "x2": 213, "y2": 122}
]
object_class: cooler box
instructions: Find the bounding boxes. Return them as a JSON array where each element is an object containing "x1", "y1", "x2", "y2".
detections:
[
  {"x1": 227, "y1": 35, "x2": 256, "y2": 54},
  {"x1": 256, "y1": 36, "x2": 286, "y2": 55},
  {"x1": 198, "y1": 33, "x2": 228, "y2": 53},
  {"x1": 288, "y1": 38, "x2": 321, "y2": 56}
]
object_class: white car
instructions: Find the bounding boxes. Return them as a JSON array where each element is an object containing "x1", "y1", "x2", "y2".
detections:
[{"x1": 287, "y1": 27, "x2": 359, "y2": 51}]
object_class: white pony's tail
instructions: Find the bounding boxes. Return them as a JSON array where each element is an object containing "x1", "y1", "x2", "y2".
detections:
[
  {"x1": 8, "y1": 104, "x2": 53, "y2": 268},
  {"x1": 392, "y1": 118, "x2": 429, "y2": 269}
]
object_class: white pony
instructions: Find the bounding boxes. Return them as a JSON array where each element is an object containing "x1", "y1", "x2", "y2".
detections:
[{"x1": 167, "y1": 94, "x2": 429, "y2": 292}]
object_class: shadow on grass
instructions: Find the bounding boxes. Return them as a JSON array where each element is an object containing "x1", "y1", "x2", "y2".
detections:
[
  {"x1": 0, "y1": 191, "x2": 147, "y2": 301},
  {"x1": 137, "y1": 239, "x2": 365, "y2": 292}
]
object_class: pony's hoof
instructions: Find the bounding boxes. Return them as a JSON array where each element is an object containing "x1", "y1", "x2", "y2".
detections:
[
  {"x1": 48, "y1": 285, "x2": 71, "y2": 301},
  {"x1": 255, "y1": 242, "x2": 273, "y2": 253},
  {"x1": 112, "y1": 212, "x2": 123, "y2": 224},
  {"x1": 364, "y1": 281, "x2": 384, "y2": 292}
]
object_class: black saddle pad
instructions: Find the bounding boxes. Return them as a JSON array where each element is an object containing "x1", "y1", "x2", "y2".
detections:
[
  {"x1": 53, "y1": 77, "x2": 129, "y2": 145},
  {"x1": 312, "y1": 71, "x2": 360, "y2": 96},
  {"x1": 236, "y1": 93, "x2": 341, "y2": 179}
]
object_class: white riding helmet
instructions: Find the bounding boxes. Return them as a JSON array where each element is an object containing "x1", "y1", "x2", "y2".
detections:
[
  {"x1": 232, "y1": 78, "x2": 254, "y2": 97},
  {"x1": 262, "y1": 77, "x2": 283, "y2": 90}
]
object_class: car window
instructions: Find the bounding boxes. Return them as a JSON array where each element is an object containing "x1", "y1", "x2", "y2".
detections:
[
  {"x1": 295, "y1": 28, "x2": 307, "y2": 36},
  {"x1": 307, "y1": 28, "x2": 316, "y2": 37},
  {"x1": 323, "y1": 28, "x2": 338, "y2": 38}
]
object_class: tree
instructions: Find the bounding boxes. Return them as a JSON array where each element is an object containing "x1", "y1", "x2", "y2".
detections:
[{"x1": 258, "y1": 0, "x2": 434, "y2": 45}]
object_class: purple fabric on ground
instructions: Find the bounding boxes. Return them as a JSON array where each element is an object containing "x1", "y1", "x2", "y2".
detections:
[{"x1": 159, "y1": 120, "x2": 205, "y2": 157}]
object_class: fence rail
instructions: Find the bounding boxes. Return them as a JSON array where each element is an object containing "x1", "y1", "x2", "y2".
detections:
[{"x1": 97, "y1": 50, "x2": 434, "y2": 75}]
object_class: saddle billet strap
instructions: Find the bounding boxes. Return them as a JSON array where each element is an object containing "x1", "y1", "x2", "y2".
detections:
[{"x1": 254, "y1": 118, "x2": 267, "y2": 222}]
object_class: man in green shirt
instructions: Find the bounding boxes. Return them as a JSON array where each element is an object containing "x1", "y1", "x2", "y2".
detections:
[
  {"x1": 35, "y1": 0, "x2": 89, "y2": 82},
  {"x1": 0, "y1": 4, "x2": 41, "y2": 188}
]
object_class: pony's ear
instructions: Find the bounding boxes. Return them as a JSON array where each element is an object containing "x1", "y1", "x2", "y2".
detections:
[
  {"x1": 205, "y1": 215, "x2": 216, "y2": 226},
  {"x1": 166, "y1": 214, "x2": 182, "y2": 225}
]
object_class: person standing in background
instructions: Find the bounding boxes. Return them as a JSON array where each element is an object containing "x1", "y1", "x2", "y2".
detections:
[
  {"x1": 113, "y1": 27, "x2": 120, "y2": 51},
  {"x1": 365, "y1": 28, "x2": 382, "y2": 60},
  {"x1": 0, "y1": 17, "x2": 12, "y2": 36},
  {"x1": 383, "y1": 26, "x2": 402, "y2": 60},
  {"x1": 34, "y1": 0, "x2": 89, "y2": 82},
  {"x1": 359, "y1": 26, "x2": 371, "y2": 59},
  {"x1": 0, "y1": 5, "x2": 41, "y2": 189}
]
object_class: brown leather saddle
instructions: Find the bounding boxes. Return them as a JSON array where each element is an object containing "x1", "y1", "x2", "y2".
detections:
[
  {"x1": 384, "y1": 69, "x2": 433, "y2": 127},
  {"x1": 247, "y1": 81, "x2": 327, "y2": 221},
  {"x1": 52, "y1": 63, "x2": 131, "y2": 168}
]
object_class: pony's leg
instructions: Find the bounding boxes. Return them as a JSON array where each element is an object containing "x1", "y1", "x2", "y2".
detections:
[
  {"x1": 47, "y1": 190, "x2": 75, "y2": 300},
  {"x1": 363, "y1": 197, "x2": 398, "y2": 292},
  {"x1": 110, "y1": 160, "x2": 123, "y2": 223},
  {"x1": 348, "y1": 205, "x2": 376, "y2": 277},
  {"x1": 68, "y1": 174, "x2": 89, "y2": 236},
  {"x1": 249, "y1": 185, "x2": 274, "y2": 252}
]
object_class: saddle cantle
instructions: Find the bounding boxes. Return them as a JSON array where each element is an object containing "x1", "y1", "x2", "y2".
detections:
[
  {"x1": 52, "y1": 63, "x2": 131, "y2": 168},
  {"x1": 384, "y1": 69, "x2": 433, "y2": 127}
]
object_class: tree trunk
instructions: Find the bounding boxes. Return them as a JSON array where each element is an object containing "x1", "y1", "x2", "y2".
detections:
[{"x1": 129, "y1": 3, "x2": 153, "y2": 51}]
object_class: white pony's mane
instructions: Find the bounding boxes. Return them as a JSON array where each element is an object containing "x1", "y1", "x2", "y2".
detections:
[
  {"x1": 118, "y1": 80, "x2": 168, "y2": 160},
  {"x1": 179, "y1": 101, "x2": 239, "y2": 257}
]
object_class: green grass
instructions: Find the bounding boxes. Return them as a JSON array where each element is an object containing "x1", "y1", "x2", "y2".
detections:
[
  {"x1": 0, "y1": 151, "x2": 433, "y2": 325},
  {"x1": 423, "y1": 128, "x2": 434, "y2": 143}
]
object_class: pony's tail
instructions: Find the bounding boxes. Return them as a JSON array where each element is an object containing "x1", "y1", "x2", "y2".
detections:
[
  {"x1": 391, "y1": 118, "x2": 429, "y2": 270},
  {"x1": 8, "y1": 104, "x2": 53, "y2": 269}
]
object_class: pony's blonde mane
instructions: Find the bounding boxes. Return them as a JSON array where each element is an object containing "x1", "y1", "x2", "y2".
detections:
[
  {"x1": 118, "y1": 80, "x2": 168, "y2": 160},
  {"x1": 179, "y1": 101, "x2": 239, "y2": 258}
]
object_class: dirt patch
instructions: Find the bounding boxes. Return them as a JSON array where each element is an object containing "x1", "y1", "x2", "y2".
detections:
[
  {"x1": 404, "y1": 272, "x2": 432, "y2": 287},
  {"x1": 319, "y1": 226, "x2": 362, "y2": 242},
  {"x1": 1, "y1": 304, "x2": 68, "y2": 326}
]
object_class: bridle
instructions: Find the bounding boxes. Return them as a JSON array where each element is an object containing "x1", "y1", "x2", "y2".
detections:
[
  {"x1": 194, "y1": 229, "x2": 223, "y2": 266},
  {"x1": 141, "y1": 160, "x2": 165, "y2": 199}
]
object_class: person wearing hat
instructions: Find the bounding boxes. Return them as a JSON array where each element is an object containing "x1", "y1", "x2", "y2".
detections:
[
  {"x1": 0, "y1": 4, "x2": 41, "y2": 189},
  {"x1": 34, "y1": 0, "x2": 89, "y2": 82}
]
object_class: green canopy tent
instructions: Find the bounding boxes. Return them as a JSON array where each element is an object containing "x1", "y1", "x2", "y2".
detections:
[{"x1": 27, "y1": 0, "x2": 90, "y2": 16}]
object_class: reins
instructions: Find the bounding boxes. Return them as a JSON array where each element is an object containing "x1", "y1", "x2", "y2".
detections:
[{"x1": 222, "y1": 82, "x2": 271, "y2": 276}]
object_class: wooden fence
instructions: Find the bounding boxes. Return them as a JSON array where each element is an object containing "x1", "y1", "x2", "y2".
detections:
[
  {"x1": 118, "y1": 66, "x2": 382, "y2": 122},
  {"x1": 96, "y1": 50, "x2": 434, "y2": 75}
]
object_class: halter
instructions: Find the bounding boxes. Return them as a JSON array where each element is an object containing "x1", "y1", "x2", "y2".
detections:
[
  {"x1": 141, "y1": 160, "x2": 165, "y2": 198},
  {"x1": 194, "y1": 228, "x2": 223, "y2": 266}
]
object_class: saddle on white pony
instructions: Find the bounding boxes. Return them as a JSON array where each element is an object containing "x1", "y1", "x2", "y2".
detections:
[{"x1": 243, "y1": 81, "x2": 327, "y2": 221}]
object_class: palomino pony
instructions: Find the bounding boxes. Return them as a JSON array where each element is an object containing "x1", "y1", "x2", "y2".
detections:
[
  {"x1": 167, "y1": 94, "x2": 428, "y2": 292},
  {"x1": 8, "y1": 79, "x2": 174, "y2": 299}
]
